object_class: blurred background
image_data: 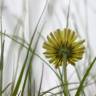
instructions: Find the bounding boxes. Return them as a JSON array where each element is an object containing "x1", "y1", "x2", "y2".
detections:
[{"x1": 0, "y1": 0, "x2": 96, "y2": 95}]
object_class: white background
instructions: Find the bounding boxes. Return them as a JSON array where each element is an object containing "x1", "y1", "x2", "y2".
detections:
[{"x1": 0, "y1": 0, "x2": 96, "y2": 95}]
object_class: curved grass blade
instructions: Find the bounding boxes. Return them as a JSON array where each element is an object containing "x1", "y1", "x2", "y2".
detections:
[
  {"x1": 0, "y1": 83, "x2": 12, "y2": 95},
  {"x1": 11, "y1": 42, "x2": 31, "y2": 96},
  {"x1": 0, "y1": 40, "x2": 4, "y2": 96},
  {"x1": 11, "y1": 0, "x2": 48, "y2": 95},
  {"x1": 38, "y1": 63, "x2": 44, "y2": 96},
  {"x1": 0, "y1": 31, "x2": 62, "y2": 83},
  {"x1": 11, "y1": 33, "x2": 25, "y2": 94},
  {"x1": 40, "y1": 82, "x2": 79, "y2": 96},
  {"x1": 21, "y1": 63, "x2": 30, "y2": 96},
  {"x1": 74, "y1": 66, "x2": 86, "y2": 96},
  {"x1": 0, "y1": 32, "x2": 61, "y2": 82},
  {"x1": 75, "y1": 57, "x2": 96, "y2": 96},
  {"x1": 0, "y1": 1, "x2": 4, "y2": 94}
]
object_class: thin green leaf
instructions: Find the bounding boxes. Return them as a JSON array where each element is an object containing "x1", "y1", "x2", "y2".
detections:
[
  {"x1": 40, "y1": 82, "x2": 79, "y2": 96},
  {"x1": 38, "y1": 63, "x2": 44, "y2": 96},
  {"x1": 75, "y1": 57, "x2": 96, "y2": 96},
  {"x1": 21, "y1": 64, "x2": 30, "y2": 96},
  {"x1": 11, "y1": 46, "x2": 30, "y2": 96},
  {"x1": 11, "y1": 0, "x2": 48, "y2": 95},
  {"x1": 75, "y1": 66, "x2": 86, "y2": 96},
  {"x1": 0, "y1": 40, "x2": 4, "y2": 96},
  {"x1": 0, "y1": 83, "x2": 12, "y2": 95},
  {"x1": 11, "y1": 33, "x2": 25, "y2": 94}
]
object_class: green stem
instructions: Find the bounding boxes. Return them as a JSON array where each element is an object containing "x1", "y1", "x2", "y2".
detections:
[
  {"x1": 0, "y1": 71, "x2": 2, "y2": 96},
  {"x1": 63, "y1": 55, "x2": 69, "y2": 96},
  {"x1": 64, "y1": 63, "x2": 68, "y2": 96}
]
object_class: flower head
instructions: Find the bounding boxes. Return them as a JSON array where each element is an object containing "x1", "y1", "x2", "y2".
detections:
[{"x1": 43, "y1": 28, "x2": 85, "y2": 68}]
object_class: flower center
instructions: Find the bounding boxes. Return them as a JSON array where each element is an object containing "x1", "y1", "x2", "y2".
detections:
[{"x1": 58, "y1": 47, "x2": 71, "y2": 58}]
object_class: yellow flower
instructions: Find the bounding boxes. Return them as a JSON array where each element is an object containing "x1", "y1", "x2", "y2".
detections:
[{"x1": 43, "y1": 28, "x2": 85, "y2": 68}]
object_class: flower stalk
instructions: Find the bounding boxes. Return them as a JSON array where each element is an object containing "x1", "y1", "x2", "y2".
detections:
[
  {"x1": 63, "y1": 55, "x2": 69, "y2": 96},
  {"x1": 64, "y1": 64, "x2": 68, "y2": 96}
]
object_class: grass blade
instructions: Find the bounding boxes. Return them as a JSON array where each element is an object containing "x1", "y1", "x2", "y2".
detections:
[
  {"x1": 0, "y1": 40, "x2": 4, "y2": 96},
  {"x1": 74, "y1": 66, "x2": 86, "y2": 96},
  {"x1": 11, "y1": 0, "x2": 48, "y2": 95},
  {"x1": 21, "y1": 64, "x2": 30, "y2": 96},
  {"x1": 11, "y1": 29, "x2": 33, "y2": 95},
  {"x1": 75, "y1": 57, "x2": 96, "y2": 96},
  {"x1": 38, "y1": 63, "x2": 44, "y2": 96},
  {"x1": 0, "y1": 83, "x2": 12, "y2": 95}
]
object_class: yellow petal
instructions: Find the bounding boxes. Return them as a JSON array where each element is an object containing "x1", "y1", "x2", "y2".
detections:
[{"x1": 72, "y1": 40, "x2": 85, "y2": 48}]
